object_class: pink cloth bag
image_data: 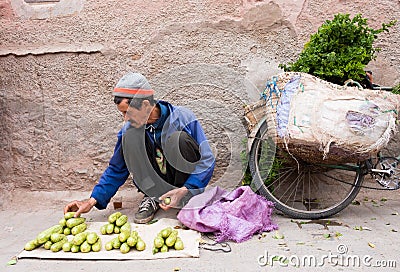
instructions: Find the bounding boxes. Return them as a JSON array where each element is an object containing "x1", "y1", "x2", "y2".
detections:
[{"x1": 177, "y1": 186, "x2": 278, "y2": 242}]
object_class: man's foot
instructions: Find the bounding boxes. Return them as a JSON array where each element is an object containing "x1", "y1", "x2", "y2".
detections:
[{"x1": 134, "y1": 196, "x2": 160, "y2": 224}]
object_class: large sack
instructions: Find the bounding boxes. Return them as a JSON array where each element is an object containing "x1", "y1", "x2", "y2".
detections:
[
  {"x1": 245, "y1": 72, "x2": 400, "y2": 163},
  {"x1": 177, "y1": 186, "x2": 278, "y2": 243}
]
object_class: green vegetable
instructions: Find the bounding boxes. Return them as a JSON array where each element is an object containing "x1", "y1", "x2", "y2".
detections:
[
  {"x1": 86, "y1": 232, "x2": 99, "y2": 244},
  {"x1": 160, "y1": 227, "x2": 172, "y2": 238},
  {"x1": 80, "y1": 241, "x2": 91, "y2": 253},
  {"x1": 70, "y1": 244, "x2": 80, "y2": 253},
  {"x1": 163, "y1": 197, "x2": 171, "y2": 205},
  {"x1": 64, "y1": 212, "x2": 77, "y2": 220},
  {"x1": 59, "y1": 218, "x2": 67, "y2": 227},
  {"x1": 92, "y1": 238, "x2": 102, "y2": 252},
  {"x1": 135, "y1": 238, "x2": 146, "y2": 251},
  {"x1": 106, "y1": 223, "x2": 114, "y2": 234},
  {"x1": 126, "y1": 236, "x2": 137, "y2": 247},
  {"x1": 36, "y1": 224, "x2": 63, "y2": 244},
  {"x1": 62, "y1": 241, "x2": 72, "y2": 252},
  {"x1": 120, "y1": 222, "x2": 131, "y2": 232},
  {"x1": 114, "y1": 225, "x2": 120, "y2": 234},
  {"x1": 174, "y1": 237, "x2": 184, "y2": 250},
  {"x1": 160, "y1": 244, "x2": 169, "y2": 252},
  {"x1": 63, "y1": 228, "x2": 71, "y2": 235},
  {"x1": 154, "y1": 236, "x2": 164, "y2": 248},
  {"x1": 50, "y1": 237, "x2": 68, "y2": 252},
  {"x1": 152, "y1": 246, "x2": 159, "y2": 254},
  {"x1": 100, "y1": 224, "x2": 107, "y2": 235},
  {"x1": 105, "y1": 240, "x2": 113, "y2": 251},
  {"x1": 280, "y1": 13, "x2": 397, "y2": 85},
  {"x1": 165, "y1": 230, "x2": 178, "y2": 247},
  {"x1": 120, "y1": 242, "x2": 130, "y2": 254},
  {"x1": 71, "y1": 223, "x2": 87, "y2": 235},
  {"x1": 118, "y1": 230, "x2": 130, "y2": 243},
  {"x1": 50, "y1": 233, "x2": 66, "y2": 243},
  {"x1": 112, "y1": 237, "x2": 121, "y2": 249},
  {"x1": 44, "y1": 241, "x2": 53, "y2": 250},
  {"x1": 108, "y1": 212, "x2": 122, "y2": 224},
  {"x1": 66, "y1": 217, "x2": 86, "y2": 229},
  {"x1": 24, "y1": 239, "x2": 40, "y2": 251},
  {"x1": 115, "y1": 214, "x2": 128, "y2": 227},
  {"x1": 72, "y1": 232, "x2": 88, "y2": 246}
]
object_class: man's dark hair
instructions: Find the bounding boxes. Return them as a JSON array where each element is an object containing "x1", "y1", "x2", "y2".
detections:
[{"x1": 113, "y1": 95, "x2": 156, "y2": 109}]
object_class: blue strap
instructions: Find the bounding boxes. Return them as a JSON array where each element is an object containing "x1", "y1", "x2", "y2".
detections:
[{"x1": 261, "y1": 76, "x2": 280, "y2": 108}]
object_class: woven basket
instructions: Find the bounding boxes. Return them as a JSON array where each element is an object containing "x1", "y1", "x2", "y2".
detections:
[{"x1": 243, "y1": 72, "x2": 399, "y2": 164}]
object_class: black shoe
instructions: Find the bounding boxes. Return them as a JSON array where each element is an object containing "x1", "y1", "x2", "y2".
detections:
[{"x1": 134, "y1": 196, "x2": 160, "y2": 224}]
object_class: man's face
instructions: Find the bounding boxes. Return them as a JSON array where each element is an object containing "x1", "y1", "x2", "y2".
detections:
[
  {"x1": 117, "y1": 99, "x2": 152, "y2": 128},
  {"x1": 117, "y1": 98, "x2": 130, "y2": 120}
]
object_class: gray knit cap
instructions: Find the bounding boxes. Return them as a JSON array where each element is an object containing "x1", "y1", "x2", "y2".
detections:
[{"x1": 112, "y1": 72, "x2": 154, "y2": 98}]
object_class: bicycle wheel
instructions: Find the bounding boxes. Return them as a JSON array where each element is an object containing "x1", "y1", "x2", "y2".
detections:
[{"x1": 249, "y1": 120, "x2": 365, "y2": 219}]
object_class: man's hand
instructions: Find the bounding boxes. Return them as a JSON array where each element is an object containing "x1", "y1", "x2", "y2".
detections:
[
  {"x1": 159, "y1": 187, "x2": 188, "y2": 211},
  {"x1": 64, "y1": 197, "x2": 97, "y2": 217}
]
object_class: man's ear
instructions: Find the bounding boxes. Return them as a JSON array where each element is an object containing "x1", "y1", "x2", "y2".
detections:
[{"x1": 142, "y1": 100, "x2": 150, "y2": 107}]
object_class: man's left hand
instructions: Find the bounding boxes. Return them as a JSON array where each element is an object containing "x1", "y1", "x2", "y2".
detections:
[{"x1": 159, "y1": 187, "x2": 188, "y2": 210}]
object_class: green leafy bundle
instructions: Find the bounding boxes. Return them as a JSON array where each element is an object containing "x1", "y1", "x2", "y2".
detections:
[{"x1": 280, "y1": 14, "x2": 396, "y2": 85}]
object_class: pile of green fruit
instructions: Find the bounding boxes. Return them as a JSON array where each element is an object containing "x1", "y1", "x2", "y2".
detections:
[
  {"x1": 62, "y1": 232, "x2": 102, "y2": 253},
  {"x1": 23, "y1": 212, "x2": 90, "y2": 252},
  {"x1": 59, "y1": 212, "x2": 87, "y2": 235},
  {"x1": 105, "y1": 230, "x2": 146, "y2": 253},
  {"x1": 152, "y1": 227, "x2": 184, "y2": 254},
  {"x1": 100, "y1": 212, "x2": 131, "y2": 235}
]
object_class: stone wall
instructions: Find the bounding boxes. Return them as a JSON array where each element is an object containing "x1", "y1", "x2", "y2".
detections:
[{"x1": 0, "y1": 0, "x2": 399, "y2": 193}]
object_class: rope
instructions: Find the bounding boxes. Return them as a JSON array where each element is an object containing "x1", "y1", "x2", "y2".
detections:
[
  {"x1": 199, "y1": 233, "x2": 232, "y2": 253},
  {"x1": 261, "y1": 76, "x2": 280, "y2": 108}
]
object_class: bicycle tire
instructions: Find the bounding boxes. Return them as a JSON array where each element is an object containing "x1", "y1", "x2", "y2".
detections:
[{"x1": 249, "y1": 120, "x2": 365, "y2": 219}]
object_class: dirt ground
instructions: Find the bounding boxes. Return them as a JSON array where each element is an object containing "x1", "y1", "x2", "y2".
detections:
[{"x1": 1, "y1": 187, "x2": 399, "y2": 272}]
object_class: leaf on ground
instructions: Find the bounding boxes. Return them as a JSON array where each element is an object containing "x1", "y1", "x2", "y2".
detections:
[
  {"x1": 354, "y1": 226, "x2": 363, "y2": 231},
  {"x1": 7, "y1": 259, "x2": 17, "y2": 266},
  {"x1": 335, "y1": 232, "x2": 343, "y2": 238},
  {"x1": 352, "y1": 200, "x2": 361, "y2": 205},
  {"x1": 368, "y1": 242, "x2": 375, "y2": 248},
  {"x1": 272, "y1": 232, "x2": 284, "y2": 239},
  {"x1": 146, "y1": 219, "x2": 158, "y2": 225},
  {"x1": 7, "y1": 260, "x2": 16, "y2": 265},
  {"x1": 323, "y1": 233, "x2": 331, "y2": 239},
  {"x1": 380, "y1": 197, "x2": 388, "y2": 202}
]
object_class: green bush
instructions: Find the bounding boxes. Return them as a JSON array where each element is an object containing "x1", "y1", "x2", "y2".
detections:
[{"x1": 280, "y1": 14, "x2": 396, "y2": 85}]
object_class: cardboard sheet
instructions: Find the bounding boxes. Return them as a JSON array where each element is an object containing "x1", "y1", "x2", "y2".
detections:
[{"x1": 17, "y1": 218, "x2": 200, "y2": 260}]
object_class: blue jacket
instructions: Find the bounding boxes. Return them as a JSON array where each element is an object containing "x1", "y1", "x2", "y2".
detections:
[{"x1": 91, "y1": 100, "x2": 215, "y2": 209}]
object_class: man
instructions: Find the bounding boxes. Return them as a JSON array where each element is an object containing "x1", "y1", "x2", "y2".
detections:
[{"x1": 64, "y1": 72, "x2": 215, "y2": 223}]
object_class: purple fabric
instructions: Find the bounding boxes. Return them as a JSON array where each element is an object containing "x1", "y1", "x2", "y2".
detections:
[{"x1": 177, "y1": 186, "x2": 278, "y2": 243}]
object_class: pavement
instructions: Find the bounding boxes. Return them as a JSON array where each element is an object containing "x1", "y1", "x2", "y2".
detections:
[{"x1": 1, "y1": 187, "x2": 399, "y2": 272}]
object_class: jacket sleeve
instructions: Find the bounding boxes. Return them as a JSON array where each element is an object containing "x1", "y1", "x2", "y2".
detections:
[
  {"x1": 182, "y1": 118, "x2": 215, "y2": 194},
  {"x1": 90, "y1": 130, "x2": 130, "y2": 209}
]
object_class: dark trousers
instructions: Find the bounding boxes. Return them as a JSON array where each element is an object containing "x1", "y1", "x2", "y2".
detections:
[{"x1": 122, "y1": 127, "x2": 200, "y2": 200}]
